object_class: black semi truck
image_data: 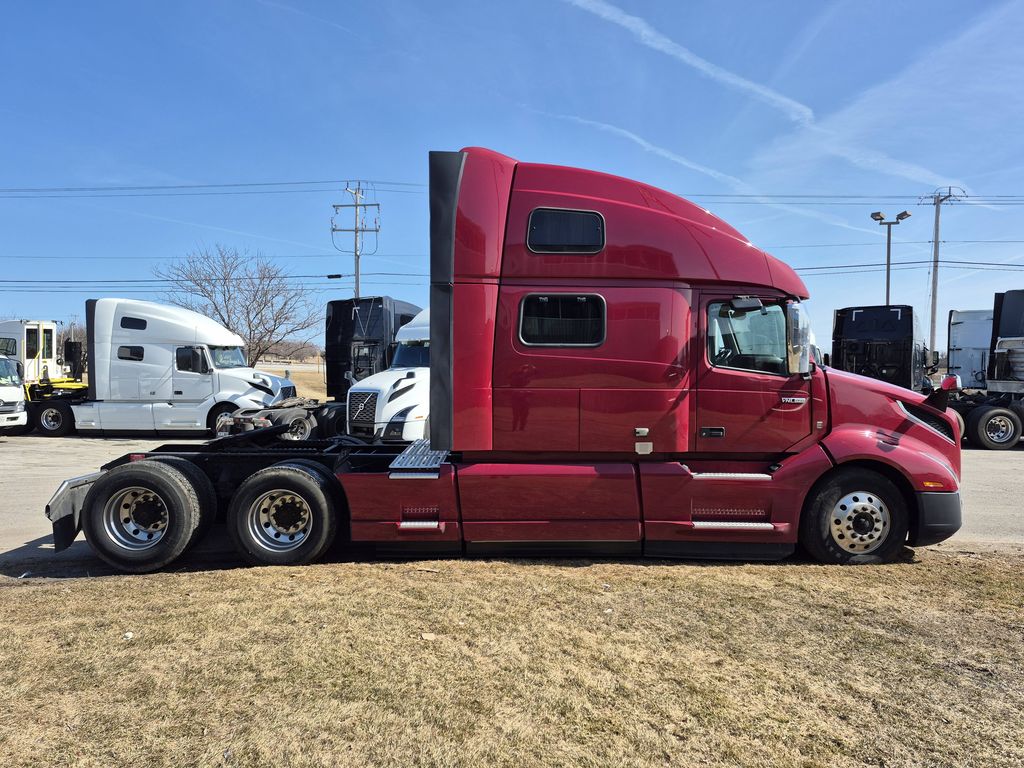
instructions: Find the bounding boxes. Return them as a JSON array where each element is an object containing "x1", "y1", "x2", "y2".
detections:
[
  {"x1": 831, "y1": 305, "x2": 936, "y2": 393},
  {"x1": 228, "y1": 296, "x2": 421, "y2": 440},
  {"x1": 325, "y1": 296, "x2": 421, "y2": 399}
]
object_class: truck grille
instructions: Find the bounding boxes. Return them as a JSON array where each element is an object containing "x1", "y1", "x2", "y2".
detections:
[{"x1": 348, "y1": 392, "x2": 377, "y2": 424}]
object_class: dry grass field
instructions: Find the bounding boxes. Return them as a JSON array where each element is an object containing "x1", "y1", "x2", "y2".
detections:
[
  {"x1": 262, "y1": 367, "x2": 328, "y2": 402},
  {"x1": 1, "y1": 549, "x2": 1021, "y2": 767}
]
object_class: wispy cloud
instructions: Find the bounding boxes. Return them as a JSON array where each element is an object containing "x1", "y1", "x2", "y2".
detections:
[
  {"x1": 562, "y1": 0, "x2": 814, "y2": 125},
  {"x1": 562, "y1": 0, "x2": 963, "y2": 189},
  {"x1": 253, "y1": 0, "x2": 358, "y2": 37},
  {"x1": 546, "y1": 111, "x2": 878, "y2": 236}
]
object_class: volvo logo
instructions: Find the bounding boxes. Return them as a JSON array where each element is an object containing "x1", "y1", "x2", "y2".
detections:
[{"x1": 352, "y1": 401, "x2": 368, "y2": 419}]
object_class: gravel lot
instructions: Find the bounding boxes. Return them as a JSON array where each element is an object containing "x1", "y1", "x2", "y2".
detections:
[{"x1": 0, "y1": 433, "x2": 1020, "y2": 571}]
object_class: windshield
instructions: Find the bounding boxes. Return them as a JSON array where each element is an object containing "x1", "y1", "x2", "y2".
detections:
[
  {"x1": 208, "y1": 346, "x2": 247, "y2": 369},
  {"x1": 0, "y1": 359, "x2": 22, "y2": 387},
  {"x1": 392, "y1": 341, "x2": 430, "y2": 368}
]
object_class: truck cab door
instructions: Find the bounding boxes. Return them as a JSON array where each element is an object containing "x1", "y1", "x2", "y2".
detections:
[
  {"x1": 172, "y1": 346, "x2": 215, "y2": 403},
  {"x1": 695, "y1": 295, "x2": 813, "y2": 454}
]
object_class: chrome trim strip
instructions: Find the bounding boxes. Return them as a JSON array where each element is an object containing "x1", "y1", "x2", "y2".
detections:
[
  {"x1": 691, "y1": 472, "x2": 772, "y2": 480},
  {"x1": 388, "y1": 472, "x2": 441, "y2": 480},
  {"x1": 691, "y1": 521, "x2": 776, "y2": 530}
]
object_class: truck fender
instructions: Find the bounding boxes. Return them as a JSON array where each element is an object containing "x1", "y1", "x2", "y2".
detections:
[{"x1": 821, "y1": 426, "x2": 960, "y2": 493}]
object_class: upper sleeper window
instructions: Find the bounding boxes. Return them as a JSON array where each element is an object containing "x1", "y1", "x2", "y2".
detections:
[
  {"x1": 527, "y1": 208, "x2": 604, "y2": 254},
  {"x1": 520, "y1": 294, "x2": 605, "y2": 347},
  {"x1": 117, "y1": 346, "x2": 145, "y2": 362},
  {"x1": 120, "y1": 316, "x2": 147, "y2": 330}
]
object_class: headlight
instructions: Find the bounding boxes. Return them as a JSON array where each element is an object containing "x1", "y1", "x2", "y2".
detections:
[
  {"x1": 384, "y1": 407, "x2": 414, "y2": 440},
  {"x1": 15, "y1": 401, "x2": 25, "y2": 412}
]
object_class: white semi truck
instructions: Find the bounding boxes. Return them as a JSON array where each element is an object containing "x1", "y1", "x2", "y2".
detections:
[
  {"x1": 0, "y1": 354, "x2": 28, "y2": 433},
  {"x1": 20, "y1": 298, "x2": 296, "y2": 437},
  {"x1": 346, "y1": 308, "x2": 430, "y2": 441}
]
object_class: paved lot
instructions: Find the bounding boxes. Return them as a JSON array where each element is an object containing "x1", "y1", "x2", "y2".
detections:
[{"x1": 0, "y1": 434, "x2": 1020, "y2": 571}]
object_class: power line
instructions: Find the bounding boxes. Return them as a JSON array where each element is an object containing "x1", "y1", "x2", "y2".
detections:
[{"x1": 0, "y1": 178, "x2": 425, "y2": 193}]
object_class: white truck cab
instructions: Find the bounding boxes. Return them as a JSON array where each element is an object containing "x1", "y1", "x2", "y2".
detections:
[
  {"x1": 35, "y1": 298, "x2": 296, "y2": 436},
  {"x1": 347, "y1": 309, "x2": 430, "y2": 442},
  {"x1": 0, "y1": 354, "x2": 28, "y2": 433}
]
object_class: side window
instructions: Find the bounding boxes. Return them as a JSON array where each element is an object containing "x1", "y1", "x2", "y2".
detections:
[
  {"x1": 707, "y1": 302, "x2": 788, "y2": 375},
  {"x1": 117, "y1": 346, "x2": 144, "y2": 362},
  {"x1": 120, "y1": 316, "x2": 147, "y2": 330},
  {"x1": 527, "y1": 208, "x2": 604, "y2": 254},
  {"x1": 43, "y1": 328, "x2": 54, "y2": 359},
  {"x1": 176, "y1": 346, "x2": 209, "y2": 374},
  {"x1": 0, "y1": 338, "x2": 15, "y2": 356},
  {"x1": 25, "y1": 328, "x2": 39, "y2": 359},
  {"x1": 176, "y1": 346, "x2": 195, "y2": 372},
  {"x1": 520, "y1": 294, "x2": 605, "y2": 347}
]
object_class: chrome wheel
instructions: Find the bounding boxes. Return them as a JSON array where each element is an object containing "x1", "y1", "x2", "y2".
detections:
[
  {"x1": 985, "y1": 414, "x2": 1016, "y2": 444},
  {"x1": 246, "y1": 490, "x2": 311, "y2": 552},
  {"x1": 102, "y1": 486, "x2": 169, "y2": 551},
  {"x1": 282, "y1": 416, "x2": 312, "y2": 441},
  {"x1": 39, "y1": 407, "x2": 63, "y2": 432},
  {"x1": 829, "y1": 491, "x2": 890, "y2": 554}
]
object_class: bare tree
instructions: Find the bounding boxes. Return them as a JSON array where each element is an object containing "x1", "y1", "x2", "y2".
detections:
[{"x1": 156, "y1": 245, "x2": 320, "y2": 366}]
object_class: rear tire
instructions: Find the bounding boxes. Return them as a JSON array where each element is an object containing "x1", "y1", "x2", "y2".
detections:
[
  {"x1": 799, "y1": 468, "x2": 909, "y2": 564},
  {"x1": 966, "y1": 406, "x2": 1021, "y2": 450},
  {"x1": 34, "y1": 401, "x2": 75, "y2": 437},
  {"x1": 148, "y1": 456, "x2": 218, "y2": 548},
  {"x1": 274, "y1": 408, "x2": 317, "y2": 441},
  {"x1": 227, "y1": 462, "x2": 338, "y2": 566},
  {"x1": 81, "y1": 462, "x2": 200, "y2": 573}
]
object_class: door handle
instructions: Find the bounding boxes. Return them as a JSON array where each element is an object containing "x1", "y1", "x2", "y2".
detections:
[
  {"x1": 700, "y1": 427, "x2": 726, "y2": 438},
  {"x1": 174, "y1": 390, "x2": 183, "y2": 395}
]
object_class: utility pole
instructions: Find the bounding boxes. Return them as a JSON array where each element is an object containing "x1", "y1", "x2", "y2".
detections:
[
  {"x1": 924, "y1": 187, "x2": 965, "y2": 354},
  {"x1": 330, "y1": 182, "x2": 380, "y2": 298}
]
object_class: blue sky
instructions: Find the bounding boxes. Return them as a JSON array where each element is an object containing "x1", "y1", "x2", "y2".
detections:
[{"x1": 2, "y1": 0, "x2": 1024, "y2": 350}]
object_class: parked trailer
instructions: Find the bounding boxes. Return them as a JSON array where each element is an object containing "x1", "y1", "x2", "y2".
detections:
[
  {"x1": 46, "y1": 147, "x2": 962, "y2": 573},
  {"x1": 947, "y1": 291, "x2": 1024, "y2": 449},
  {"x1": 831, "y1": 305, "x2": 936, "y2": 392}
]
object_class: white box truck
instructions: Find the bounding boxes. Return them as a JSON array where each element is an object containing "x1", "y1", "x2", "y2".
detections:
[
  {"x1": 23, "y1": 298, "x2": 297, "y2": 437},
  {"x1": 0, "y1": 353, "x2": 28, "y2": 433}
]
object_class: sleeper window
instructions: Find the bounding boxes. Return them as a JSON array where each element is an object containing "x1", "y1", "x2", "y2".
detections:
[
  {"x1": 117, "y1": 346, "x2": 145, "y2": 362},
  {"x1": 707, "y1": 302, "x2": 787, "y2": 375},
  {"x1": 520, "y1": 294, "x2": 604, "y2": 346},
  {"x1": 527, "y1": 208, "x2": 604, "y2": 254}
]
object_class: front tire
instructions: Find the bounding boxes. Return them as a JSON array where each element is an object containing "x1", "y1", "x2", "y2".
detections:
[
  {"x1": 799, "y1": 468, "x2": 909, "y2": 564},
  {"x1": 227, "y1": 462, "x2": 338, "y2": 566},
  {"x1": 966, "y1": 406, "x2": 1021, "y2": 450},
  {"x1": 207, "y1": 402, "x2": 238, "y2": 436},
  {"x1": 34, "y1": 401, "x2": 75, "y2": 437},
  {"x1": 81, "y1": 462, "x2": 201, "y2": 573}
]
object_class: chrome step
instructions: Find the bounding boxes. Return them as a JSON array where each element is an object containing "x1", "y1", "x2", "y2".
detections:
[{"x1": 388, "y1": 439, "x2": 448, "y2": 478}]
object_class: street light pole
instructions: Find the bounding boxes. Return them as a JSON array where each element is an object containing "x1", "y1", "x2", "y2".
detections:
[{"x1": 870, "y1": 210, "x2": 911, "y2": 305}]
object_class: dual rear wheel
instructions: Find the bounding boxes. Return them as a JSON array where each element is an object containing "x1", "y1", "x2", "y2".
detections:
[{"x1": 82, "y1": 459, "x2": 339, "y2": 573}]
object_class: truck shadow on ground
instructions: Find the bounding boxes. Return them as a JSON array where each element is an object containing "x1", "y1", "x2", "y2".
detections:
[{"x1": 0, "y1": 531, "x2": 919, "y2": 580}]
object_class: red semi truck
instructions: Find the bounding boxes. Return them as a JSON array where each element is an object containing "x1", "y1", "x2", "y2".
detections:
[{"x1": 46, "y1": 147, "x2": 962, "y2": 573}]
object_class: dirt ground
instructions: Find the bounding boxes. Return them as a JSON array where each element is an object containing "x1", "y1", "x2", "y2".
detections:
[{"x1": 1, "y1": 549, "x2": 1021, "y2": 768}]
